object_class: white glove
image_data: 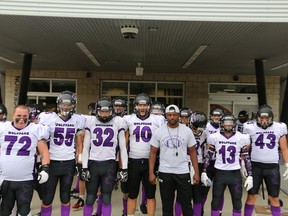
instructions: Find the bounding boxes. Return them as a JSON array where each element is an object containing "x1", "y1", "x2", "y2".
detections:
[
  {"x1": 38, "y1": 170, "x2": 49, "y2": 184},
  {"x1": 244, "y1": 176, "x2": 253, "y2": 191},
  {"x1": 283, "y1": 164, "x2": 288, "y2": 180},
  {"x1": 240, "y1": 159, "x2": 248, "y2": 179},
  {"x1": 201, "y1": 172, "x2": 212, "y2": 187},
  {"x1": 189, "y1": 164, "x2": 195, "y2": 185}
]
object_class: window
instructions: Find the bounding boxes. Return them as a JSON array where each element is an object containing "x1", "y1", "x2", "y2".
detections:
[
  {"x1": 101, "y1": 81, "x2": 184, "y2": 113},
  {"x1": 27, "y1": 79, "x2": 76, "y2": 111}
]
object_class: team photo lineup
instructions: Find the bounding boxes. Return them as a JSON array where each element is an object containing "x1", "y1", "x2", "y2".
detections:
[{"x1": 0, "y1": 91, "x2": 288, "y2": 216}]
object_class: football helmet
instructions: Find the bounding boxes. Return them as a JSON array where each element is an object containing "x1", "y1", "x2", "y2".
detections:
[
  {"x1": 220, "y1": 113, "x2": 237, "y2": 133},
  {"x1": 0, "y1": 104, "x2": 7, "y2": 122},
  {"x1": 28, "y1": 104, "x2": 43, "y2": 122},
  {"x1": 256, "y1": 104, "x2": 273, "y2": 129},
  {"x1": 96, "y1": 97, "x2": 113, "y2": 123},
  {"x1": 56, "y1": 90, "x2": 77, "y2": 117},
  {"x1": 210, "y1": 107, "x2": 224, "y2": 127},
  {"x1": 151, "y1": 101, "x2": 165, "y2": 115},
  {"x1": 179, "y1": 107, "x2": 192, "y2": 125},
  {"x1": 112, "y1": 97, "x2": 127, "y2": 117},
  {"x1": 133, "y1": 93, "x2": 152, "y2": 119},
  {"x1": 189, "y1": 111, "x2": 207, "y2": 136}
]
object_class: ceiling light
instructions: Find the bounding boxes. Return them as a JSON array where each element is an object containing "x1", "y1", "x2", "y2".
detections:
[
  {"x1": 182, "y1": 45, "x2": 208, "y2": 69},
  {"x1": 136, "y1": 63, "x2": 144, "y2": 76},
  {"x1": 76, "y1": 42, "x2": 100, "y2": 66},
  {"x1": 148, "y1": 27, "x2": 159, "y2": 31},
  {"x1": 270, "y1": 62, "x2": 288, "y2": 70},
  {"x1": 0, "y1": 56, "x2": 15, "y2": 64}
]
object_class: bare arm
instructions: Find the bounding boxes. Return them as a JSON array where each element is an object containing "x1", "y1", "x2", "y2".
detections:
[
  {"x1": 75, "y1": 129, "x2": 84, "y2": 162},
  {"x1": 280, "y1": 135, "x2": 288, "y2": 163},
  {"x1": 149, "y1": 146, "x2": 158, "y2": 185},
  {"x1": 37, "y1": 139, "x2": 50, "y2": 165}
]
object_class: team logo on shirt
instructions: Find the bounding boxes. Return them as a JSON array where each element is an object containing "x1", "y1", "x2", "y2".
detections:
[{"x1": 163, "y1": 135, "x2": 181, "y2": 148}]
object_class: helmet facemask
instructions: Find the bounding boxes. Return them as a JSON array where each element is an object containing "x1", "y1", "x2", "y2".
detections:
[
  {"x1": 96, "y1": 97, "x2": 113, "y2": 123},
  {"x1": 257, "y1": 115, "x2": 272, "y2": 129},
  {"x1": 97, "y1": 109, "x2": 113, "y2": 123},
  {"x1": 56, "y1": 91, "x2": 76, "y2": 117},
  {"x1": 112, "y1": 98, "x2": 127, "y2": 116},
  {"x1": 256, "y1": 105, "x2": 273, "y2": 129},
  {"x1": 191, "y1": 126, "x2": 206, "y2": 137},
  {"x1": 210, "y1": 108, "x2": 224, "y2": 127},
  {"x1": 151, "y1": 103, "x2": 165, "y2": 115},
  {"x1": 59, "y1": 102, "x2": 75, "y2": 117},
  {"x1": 179, "y1": 108, "x2": 192, "y2": 125},
  {"x1": 220, "y1": 115, "x2": 236, "y2": 133},
  {"x1": 135, "y1": 103, "x2": 150, "y2": 118},
  {"x1": 189, "y1": 111, "x2": 207, "y2": 137},
  {"x1": 210, "y1": 114, "x2": 222, "y2": 127}
]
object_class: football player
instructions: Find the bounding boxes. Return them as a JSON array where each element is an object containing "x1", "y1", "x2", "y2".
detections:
[
  {"x1": 243, "y1": 105, "x2": 288, "y2": 216},
  {"x1": 39, "y1": 91, "x2": 85, "y2": 216},
  {"x1": 81, "y1": 97, "x2": 128, "y2": 216},
  {"x1": 201, "y1": 113, "x2": 252, "y2": 216},
  {"x1": 0, "y1": 105, "x2": 50, "y2": 215},
  {"x1": 125, "y1": 93, "x2": 165, "y2": 216}
]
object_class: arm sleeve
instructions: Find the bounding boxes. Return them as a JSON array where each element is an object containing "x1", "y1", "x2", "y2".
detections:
[
  {"x1": 241, "y1": 145, "x2": 252, "y2": 176},
  {"x1": 202, "y1": 144, "x2": 215, "y2": 172},
  {"x1": 119, "y1": 129, "x2": 128, "y2": 169},
  {"x1": 82, "y1": 128, "x2": 91, "y2": 169}
]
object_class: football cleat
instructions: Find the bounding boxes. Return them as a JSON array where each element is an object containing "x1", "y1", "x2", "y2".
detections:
[{"x1": 72, "y1": 197, "x2": 84, "y2": 209}]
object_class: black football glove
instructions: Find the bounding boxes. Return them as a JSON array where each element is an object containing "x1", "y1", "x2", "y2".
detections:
[
  {"x1": 119, "y1": 169, "x2": 128, "y2": 182},
  {"x1": 80, "y1": 168, "x2": 90, "y2": 182},
  {"x1": 74, "y1": 163, "x2": 82, "y2": 176}
]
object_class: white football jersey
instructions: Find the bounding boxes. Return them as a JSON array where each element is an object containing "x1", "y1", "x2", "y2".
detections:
[
  {"x1": 85, "y1": 116, "x2": 126, "y2": 161},
  {"x1": 38, "y1": 112, "x2": 85, "y2": 160},
  {"x1": 125, "y1": 113, "x2": 165, "y2": 159},
  {"x1": 205, "y1": 122, "x2": 220, "y2": 136},
  {"x1": 0, "y1": 121, "x2": 49, "y2": 181},
  {"x1": 205, "y1": 122, "x2": 220, "y2": 160},
  {"x1": 207, "y1": 131, "x2": 250, "y2": 170},
  {"x1": 243, "y1": 121, "x2": 287, "y2": 164}
]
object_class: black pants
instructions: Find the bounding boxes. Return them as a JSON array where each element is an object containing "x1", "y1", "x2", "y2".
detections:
[
  {"x1": 1, "y1": 180, "x2": 34, "y2": 216},
  {"x1": 42, "y1": 159, "x2": 75, "y2": 205},
  {"x1": 158, "y1": 172, "x2": 193, "y2": 216},
  {"x1": 212, "y1": 169, "x2": 242, "y2": 211},
  {"x1": 85, "y1": 160, "x2": 117, "y2": 206}
]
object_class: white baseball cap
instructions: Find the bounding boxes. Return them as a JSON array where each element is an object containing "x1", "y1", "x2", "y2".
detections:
[{"x1": 165, "y1": 105, "x2": 180, "y2": 114}]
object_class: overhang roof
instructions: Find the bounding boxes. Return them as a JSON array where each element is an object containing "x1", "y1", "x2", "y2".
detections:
[{"x1": 1, "y1": 14, "x2": 288, "y2": 79}]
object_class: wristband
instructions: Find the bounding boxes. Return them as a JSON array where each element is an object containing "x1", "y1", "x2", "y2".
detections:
[
  {"x1": 285, "y1": 163, "x2": 288, "y2": 168},
  {"x1": 40, "y1": 164, "x2": 50, "y2": 172},
  {"x1": 78, "y1": 154, "x2": 82, "y2": 162}
]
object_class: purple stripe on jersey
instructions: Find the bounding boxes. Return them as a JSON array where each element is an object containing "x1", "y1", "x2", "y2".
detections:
[
  {"x1": 118, "y1": 128, "x2": 125, "y2": 133},
  {"x1": 85, "y1": 127, "x2": 91, "y2": 132}
]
